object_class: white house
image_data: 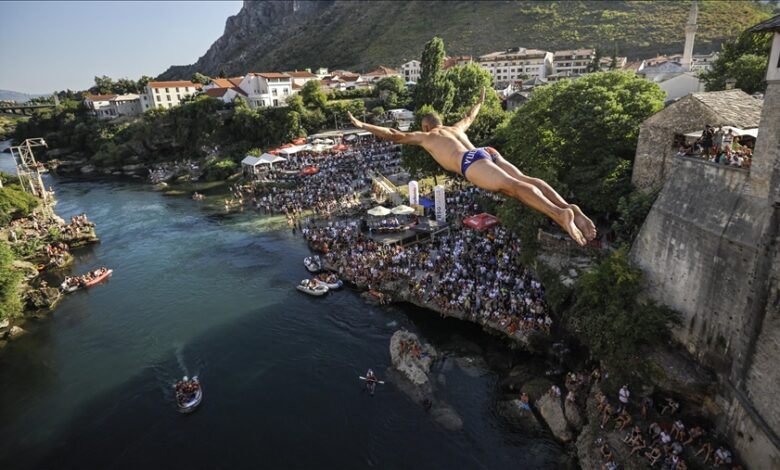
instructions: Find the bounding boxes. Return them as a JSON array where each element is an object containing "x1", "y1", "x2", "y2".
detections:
[
  {"x1": 362, "y1": 66, "x2": 400, "y2": 83},
  {"x1": 238, "y1": 73, "x2": 293, "y2": 108},
  {"x1": 285, "y1": 71, "x2": 318, "y2": 88},
  {"x1": 109, "y1": 94, "x2": 142, "y2": 116},
  {"x1": 84, "y1": 94, "x2": 116, "y2": 119},
  {"x1": 204, "y1": 86, "x2": 247, "y2": 103},
  {"x1": 658, "y1": 72, "x2": 706, "y2": 103},
  {"x1": 478, "y1": 47, "x2": 553, "y2": 83},
  {"x1": 141, "y1": 80, "x2": 201, "y2": 111},
  {"x1": 553, "y1": 49, "x2": 595, "y2": 75},
  {"x1": 203, "y1": 77, "x2": 244, "y2": 91},
  {"x1": 400, "y1": 60, "x2": 421, "y2": 83}
]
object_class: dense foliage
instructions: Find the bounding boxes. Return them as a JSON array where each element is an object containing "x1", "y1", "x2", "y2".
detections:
[
  {"x1": 611, "y1": 190, "x2": 659, "y2": 245},
  {"x1": 0, "y1": 179, "x2": 40, "y2": 226},
  {"x1": 569, "y1": 248, "x2": 679, "y2": 367},
  {"x1": 498, "y1": 71, "x2": 664, "y2": 217},
  {"x1": 0, "y1": 241, "x2": 23, "y2": 320},
  {"x1": 700, "y1": 30, "x2": 773, "y2": 94},
  {"x1": 91, "y1": 75, "x2": 153, "y2": 95}
]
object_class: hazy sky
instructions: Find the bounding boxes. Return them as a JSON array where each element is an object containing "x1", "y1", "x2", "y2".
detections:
[{"x1": 0, "y1": 1, "x2": 242, "y2": 94}]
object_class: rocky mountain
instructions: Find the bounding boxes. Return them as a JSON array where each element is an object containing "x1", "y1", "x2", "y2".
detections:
[{"x1": 158, "y1": 0, "x2": 773, "y2": 79}]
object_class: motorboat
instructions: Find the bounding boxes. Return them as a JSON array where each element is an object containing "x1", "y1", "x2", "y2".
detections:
[
  {"x1": 84, "y1": 268, "x2": 112, "y2": 287},
  {"x1": 175, "y1": 376, "x2": 203, "y2": 414},
  {"x1": 303, "y1": 256, "x2": 322, "y2": 273},
  {"x1": 59, "y1": 277, "x2": 82, "y2": 293},
  {"x1": 296, "y1": 279, "x2": 329, "y2": 296},
  {"x1": 315, "y1": 273, "x2": 343, "y2": 290}
]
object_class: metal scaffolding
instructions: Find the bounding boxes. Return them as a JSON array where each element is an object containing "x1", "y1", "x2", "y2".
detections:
[{"x1": 9, "y1": 137, "x2": 49, "y2": 204}]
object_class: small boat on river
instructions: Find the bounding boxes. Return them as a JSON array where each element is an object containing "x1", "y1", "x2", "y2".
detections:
[
  {"x1": 84, "y1": 268, "x2": 112, "y2": 287},
  {"x1": 304, "y1": 256, "x2": 322, "y2": 273},
  {"x1": 174, "y1": 376, "x2": 203, "y2": 414},
  {"x1": 297, "y1": 279, "x2": 329, "y2": 296}
]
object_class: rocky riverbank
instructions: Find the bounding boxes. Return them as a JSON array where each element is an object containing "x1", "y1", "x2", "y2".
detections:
[{"x1": 0, "y1": 205, "x2": 99, "y2": 348}]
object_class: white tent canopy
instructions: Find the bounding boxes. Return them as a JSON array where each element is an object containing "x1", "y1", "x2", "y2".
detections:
[
  {"x1": 391, "y1": 205, "x2": 415, "y2": 215},
  {"x1": 279, "y1": 145, "x2": 307, "y2": 155},
  {"x1": 684, "y1": 126, "x2": 759, "y2": 139},
  {"x1": 258, "y1": 153, "x2": 287, "y2": 165},
  {"x1": 367, "y1": 206, "x2": 392, "y2": 216},
  {"x1": 241, "y1": 156, "x2": 262, "y2": 167}
]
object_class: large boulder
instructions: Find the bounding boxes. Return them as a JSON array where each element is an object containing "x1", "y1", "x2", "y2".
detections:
[
  {"x1": 80, "y1": 165, "x2": 96, "y2": 174},
  {"x1": 26, "y1": 286, "x2": 62, "y2": 310},
  {"x1": 389, "y1": 330, "x2": 437, "y2": 386},
  {"x1": 536, "y1": 394, "x2": 573, "y2": 442},
  {"x1": 8, "y1": 325, "x2": 26, "y2": 340}
]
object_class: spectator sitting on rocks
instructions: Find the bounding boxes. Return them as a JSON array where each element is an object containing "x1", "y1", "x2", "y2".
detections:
[
  {"x1": 549, "y1": 384, "x2": 561, "y2": 398},
  {"x1": 714, "y1": 446, "x2": 733, "y2": 467},
  {"x1": 615, "y1": 407, "x2": 633, "y2": 431},
  {"x1": 661, "y1": 397, "x2": 680, "y2": 415},
  {"x1": 671, "y1": 419, "x2": 685, "y2": 440},
  {"x1": 618, "y1": 384, "x2": 630, "y2": 407},
  {"x1": 644, "y1": 446, "x2": 663, "y2": 466},
  {"x1": 683, "y1": 425, "x2": 704, "y2": 446},
  {"x1": 640, "y1": 396, "x2": 654, "y2": 419},
  {"x1": 695, "y1": 441, "x2": 714, "y2": 464}
]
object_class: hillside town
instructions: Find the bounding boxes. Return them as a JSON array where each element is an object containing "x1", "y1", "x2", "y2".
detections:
[{"x1": 79, "y1": 1, "x2": 718, "y2": 120}]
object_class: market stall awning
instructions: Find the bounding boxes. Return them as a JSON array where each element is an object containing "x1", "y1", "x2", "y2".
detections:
[
  {"x1": 367, "y1": 206, "x2": 392, "y2": 216},
  {"x1": 292, "y1": 137, "x2": 307, "y2": 145},
  {"x1": 391, "y1": 205, "x2": 415, "y2": 215},
  {"x1": 463, "y1": 213, "x2": 499, "y2": 231}
]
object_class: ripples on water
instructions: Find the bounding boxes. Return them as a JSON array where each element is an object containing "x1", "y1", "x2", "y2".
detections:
[{"x1": 0, "y1": 167, "x2": 563, "y2": 469}]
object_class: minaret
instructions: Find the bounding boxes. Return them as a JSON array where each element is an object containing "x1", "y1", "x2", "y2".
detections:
[{"x1": 681, "y1": 0, "x2": 698, "y2": 71}]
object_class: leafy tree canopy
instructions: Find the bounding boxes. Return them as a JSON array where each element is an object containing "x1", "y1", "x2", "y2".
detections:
[{"x1": 701, "y1": 30, "x2": 772, "y2": 94}]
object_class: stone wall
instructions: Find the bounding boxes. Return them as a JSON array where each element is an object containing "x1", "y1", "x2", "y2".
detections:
[{"x1": 631, "y1": 82, "x2": 780, "y2": 469}]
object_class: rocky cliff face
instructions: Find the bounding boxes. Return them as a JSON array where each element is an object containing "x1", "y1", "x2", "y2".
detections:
[{"x1": 158, "y1": 0, "x2": 770, "y2": 80}]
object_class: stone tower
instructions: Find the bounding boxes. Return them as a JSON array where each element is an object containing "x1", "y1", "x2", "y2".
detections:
[{"x1": 681, "y1": 0, "x2": 698, "y2": 71}]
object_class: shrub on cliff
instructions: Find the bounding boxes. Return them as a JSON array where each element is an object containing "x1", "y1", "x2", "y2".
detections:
[
  {"x1": 0, "y1": 241, "x2": 23, "y2": 320},
  {"x1": 203, "y1": 159, "x2": 237, "y2": 181},
  {"x1": 0, "y1": 183, "x2": 40, "y2": 226},
  {"x1": 570, "y1": 247, "x2": 679, "y2": 368}
]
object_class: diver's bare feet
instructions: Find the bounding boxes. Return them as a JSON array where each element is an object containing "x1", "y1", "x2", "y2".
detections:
[
  {"x1": 559, "y1": 208, "x2": 587, "y2": 246},
  {"x1": 571, "y1": 204, "x2": 597, "y2": 241}
]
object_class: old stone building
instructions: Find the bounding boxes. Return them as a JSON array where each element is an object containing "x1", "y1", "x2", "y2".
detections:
[
  {"x1": 631, "y1": 89, "x2": 762, "y2": 192},
  {"x1": 631, "y1": 15, "x2": 780, "y2": 469}
]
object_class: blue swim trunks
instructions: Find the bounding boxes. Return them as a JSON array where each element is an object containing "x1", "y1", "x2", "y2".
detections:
[{"x1": 461, "y1": 147, "x2": 500, "y2": 177}]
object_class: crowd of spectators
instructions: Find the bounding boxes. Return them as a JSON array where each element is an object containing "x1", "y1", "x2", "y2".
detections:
[
  {"x1": 675, "y1": 125, "x2": 754, "y2": 169},
  {"x1": 302, "y1": 187, "x2": 553, "y2": 339},
  {"x1": 231, "y1": 139, "x2": 402, "y2": 222}
]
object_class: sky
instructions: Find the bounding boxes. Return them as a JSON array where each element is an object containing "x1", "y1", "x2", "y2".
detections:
[{"x1": 0, "y1": 1, "x2": 243, "y2": 94}]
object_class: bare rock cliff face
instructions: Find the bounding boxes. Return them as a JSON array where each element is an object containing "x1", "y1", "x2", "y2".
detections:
[{"x1": 159, "y1": 0, "x2": 332, "y2": 79}]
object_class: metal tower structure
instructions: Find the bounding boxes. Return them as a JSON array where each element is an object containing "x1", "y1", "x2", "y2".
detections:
[{"x1": 10, "y1": 137, "x2": 49, "y2": 203}]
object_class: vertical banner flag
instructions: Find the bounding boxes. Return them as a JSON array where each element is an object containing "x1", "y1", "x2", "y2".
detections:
[
  {"x1": 434, "y1": 185, "x2": 446, "y2": 223},
  {"x1": 408, "y1": 180, "x2": 419, "y2": 205}
]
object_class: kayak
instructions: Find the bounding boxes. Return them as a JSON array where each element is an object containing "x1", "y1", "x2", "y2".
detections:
[
  {"x1": 303, "y1": 256, "x2": 322, "y2": 273},
  {"x1": 175, "y1": 377, "x2": 203, "y2": 414},
  {"x1": 84, "y1": 269, "x2": 113, "y2": 287},
  {"x1": 297, "y1": 281, "x2": 328, "y2": 296}
]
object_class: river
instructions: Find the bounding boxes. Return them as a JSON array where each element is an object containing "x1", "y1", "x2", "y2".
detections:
[{"x1": 0, "y1": 150, "x2": 563, "y2": 469}]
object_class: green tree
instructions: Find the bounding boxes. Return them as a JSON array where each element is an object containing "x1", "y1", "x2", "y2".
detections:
[
  {"x1": 443, "y1": 63, "x2": 506, "y2": 146},
  {"x1": 93, "y1": 75, "x2": 115, "y2": 95},
  {"x1": 138, "y1": 75, "x2": 153, "y2": 89},
  {"x1": 414, "y1": 37, "x2": 454, "y2": 114},
  {"x1": 701, "y1": 30, "x2": 772, "y2": 94},
  {"x1": 0, "y1": 241, "x2": 24, "y2": 320},
  {"x1": 587, "y1": 47, "x2": 603, "y2": 73},
  {"x1": 498, "y1": 71, "x2": 664, "y2": 218},
  {"x1": 191, "y1": 72, "x2": 211, "y2": 85},
  {"x1": 286, "y1": 94, "x2": 305, "y2": 114},
  {"x1": 300, "y1": 80, "x2": 327, "y2": 110},
  {"x1": 611, "y1": 190, "x2": 659, "y2": 245},
  {"x1": 570, "y1": 248, "x2": 679, "y2": 367}
]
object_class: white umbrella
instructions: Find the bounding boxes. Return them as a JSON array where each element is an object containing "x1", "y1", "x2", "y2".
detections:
[
  {"x1": 391, "y1": 205, "x2": 415, "y2": 215},
  {"x1": 313, "y1": 138, "x2": 324, "y2": 144},
  {"x1": 367, "y1": 206, "x2": 392, "y2": 216},
  {"x1": 323, "y1": 138, "x2": 335, "y2": 144}
]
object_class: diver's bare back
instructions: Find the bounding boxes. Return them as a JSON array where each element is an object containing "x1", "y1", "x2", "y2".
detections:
[{"x1": 420, "y1": 127, "x2": 473, "y2": 175}]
